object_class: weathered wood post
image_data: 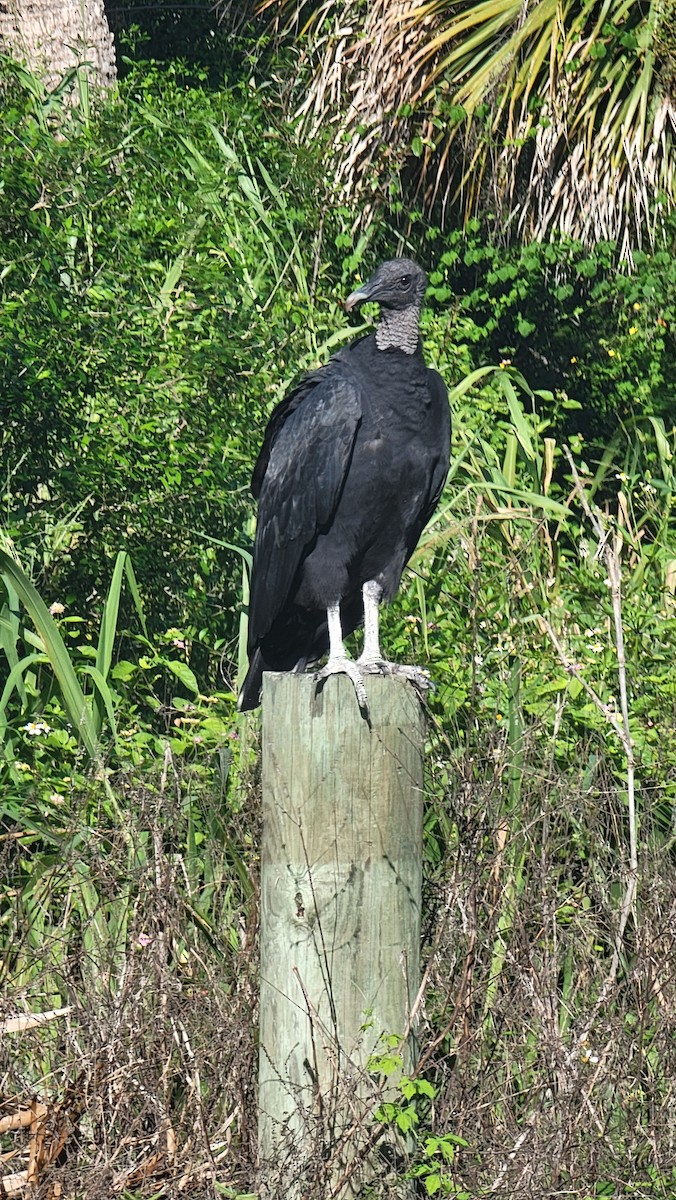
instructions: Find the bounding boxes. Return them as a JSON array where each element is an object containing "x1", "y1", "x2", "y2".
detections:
[{"x1": 258, "y1": 672, "x2": 425, "y2": 1198}]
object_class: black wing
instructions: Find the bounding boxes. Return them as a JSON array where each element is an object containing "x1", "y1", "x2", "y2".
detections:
[
  {"x1": 248, "y1": 359, "x2": 362, "y2": 649},
  {"x1": 404, "y1": 366, "x2": 451, "y2": 557}
]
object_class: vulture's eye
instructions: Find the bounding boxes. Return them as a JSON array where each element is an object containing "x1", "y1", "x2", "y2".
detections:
[{"x1": 399, "y1": 274, "x2": 411, "y2": 288}]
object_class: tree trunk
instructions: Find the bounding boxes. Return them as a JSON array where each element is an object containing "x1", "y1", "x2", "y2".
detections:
[{"x1": 0, "y1": 0, "x2": 116, "y2": 92}]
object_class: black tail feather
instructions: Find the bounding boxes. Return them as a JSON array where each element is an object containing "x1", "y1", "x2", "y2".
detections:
[{"x1": 238, "y1": 647, "x2": 265, "y2": 712}]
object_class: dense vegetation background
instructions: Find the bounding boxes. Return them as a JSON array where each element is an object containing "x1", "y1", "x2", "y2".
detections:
[{"x1": 1, "y1": 4, "x2": 675, "y2": 1196}]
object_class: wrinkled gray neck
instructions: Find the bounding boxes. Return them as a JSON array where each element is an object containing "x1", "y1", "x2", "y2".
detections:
[{"x1": 375, "y1": 304, "x2": 422, "y2": 354}]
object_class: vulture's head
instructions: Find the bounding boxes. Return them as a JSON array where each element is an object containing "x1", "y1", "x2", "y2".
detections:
[
  {"x1": 345, "y1": 258, "x2": 428, "y2": 354},
  {"x1": 345, "y1": 258, "x2": 427, "y2": 314}
]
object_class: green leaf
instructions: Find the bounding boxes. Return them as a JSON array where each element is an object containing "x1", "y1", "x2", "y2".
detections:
[
  {"x1": 502, "y1": 430, "x2": 518, "y2": 487},
  {"x1": 501, "y1": 379, "x2": 536, "y2": 461},
  {"x1": 166, "y1": 659, "x2": 199, "y2": 695},
  {"x1": 447, "y1": 366, "x2": 498, "y2": 403},
  {"x1": 396, "y1": 1109, "x2": 415, "y2": 1133},
  {"x1": 80, "y1": 666, "x2": 120, "y2": 749},
  {"x1": 416, "y1": 1079, "x2": 436, "y2": 1098},
  {"x1": 95, "y1": 551, "x2": 128, "y2": 685},
  {"x1": 123, "y1": 556, "x2": 148, "y2": 639},
  {"x1": 111, "y1": 660, "x2": 136, "y2": 682}
]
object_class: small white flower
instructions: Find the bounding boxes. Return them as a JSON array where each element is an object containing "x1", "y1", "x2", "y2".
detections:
[
  {"x1": 22, "y1": 721, "x2": 51, "y2": 737},
  {"x1": 49, "y1": 793, "x2": 65, "y2": 805},
  {"x1": 473, "y1": 654, "x2": 484, "y2": 667},
  {"x1": 49, "y1": 602, "x2": 65, "y2": 616}
]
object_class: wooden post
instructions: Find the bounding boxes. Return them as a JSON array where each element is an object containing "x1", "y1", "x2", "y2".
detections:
[{"x1": 258, "y1": 673, "x2": 424, "y2": 1198}]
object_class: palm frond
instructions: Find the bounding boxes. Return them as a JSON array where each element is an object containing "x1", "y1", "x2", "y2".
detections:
[{"x1": 260, "y1": 0, "x2": 675, "y2": 249}]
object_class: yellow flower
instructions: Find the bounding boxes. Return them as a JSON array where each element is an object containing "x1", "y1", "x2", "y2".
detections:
[
  {"x1": 570, "y1": 356, "x2": 578, "y2": 363},
  {"x1": 633, "y1": 302, "x2": 641, "y2": 311},
  {"x1": 607, "y1": 348, "x2": 616, "y2": 357},
  {"x1": 629, "y1": 326, "x2": 637, "y2": 335}
]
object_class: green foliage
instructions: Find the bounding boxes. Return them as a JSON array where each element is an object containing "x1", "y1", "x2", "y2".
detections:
[
  {"x1": 420, "y1": 223, "x2": 676, "y2": 447},
  {"x1": 0, "y1": 56, "x2": 349, "y2": 667},
  {"x1": 395, "y1": 365, "x2": 676, "y2": 819},
  {"x1": 2, "y1": 53, "x2": 672, "y2": 701},
  {"x1": 1, "y1": 43, "x2": 675, "y2": 1198},
  {"x1": 372, "y1": 1070, "x2": 469, "y2": 1197},
  {"x1": 0, "y1": 549, "x2": 250, "y2": 835},
  {"x1": 0, "y1": 543, "x2": 148, "y2": 764}
]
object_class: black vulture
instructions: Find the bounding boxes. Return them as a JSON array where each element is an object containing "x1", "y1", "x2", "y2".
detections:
[{"x1": 238, "y1": 258, "x2": 450, "y2": 712}]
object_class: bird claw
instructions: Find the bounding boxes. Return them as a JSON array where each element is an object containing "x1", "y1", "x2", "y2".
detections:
[
  {"x1": 313, "y1": 658, "x2": 433, "y2": 715},
  {"x1": 313, "y1": 657, "x2": 369, "y2": 713},
  {"x1": 357, "y1": 658, "x2": 434, "y2": 698}
]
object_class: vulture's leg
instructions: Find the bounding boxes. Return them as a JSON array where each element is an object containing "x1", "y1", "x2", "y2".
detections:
[
  {"x1": 313, "y1": 603, "x2": 369, "y2": 711},
  {"x1": 357, "y1": 579, "x2": 432, "y2": 696},
  {"x1": 358, "y1": 580, "x2": 383, "y2": 663}
]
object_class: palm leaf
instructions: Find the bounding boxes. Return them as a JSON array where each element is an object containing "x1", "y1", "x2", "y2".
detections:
[{"x1": 260, "y1": 0, "x2": 674, "y2": 248}]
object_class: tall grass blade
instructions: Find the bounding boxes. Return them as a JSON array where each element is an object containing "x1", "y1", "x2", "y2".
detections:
[
  {"x1": 204, "y1": 537, "x2": 253, "y2": 695},
  {"x1": 415, "y1": 573, "x2": 430, "y2": 658},
  {"x1": 0, "y1": 581, "x2": 28, "y2": 708},
  {"x1": 123, "y1": 554, "x2": 148, "y2": 639},
  {"x1": 95, "y1": 551, "x2": 127, "y2": 684},
  {"x1": 80, "y1": 666, "x2": 120, "y2": 748}
]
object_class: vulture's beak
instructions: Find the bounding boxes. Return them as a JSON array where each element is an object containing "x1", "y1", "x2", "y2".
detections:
[{"x1": 344, "y1": 284, "x2": 373, "y2": 312}]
